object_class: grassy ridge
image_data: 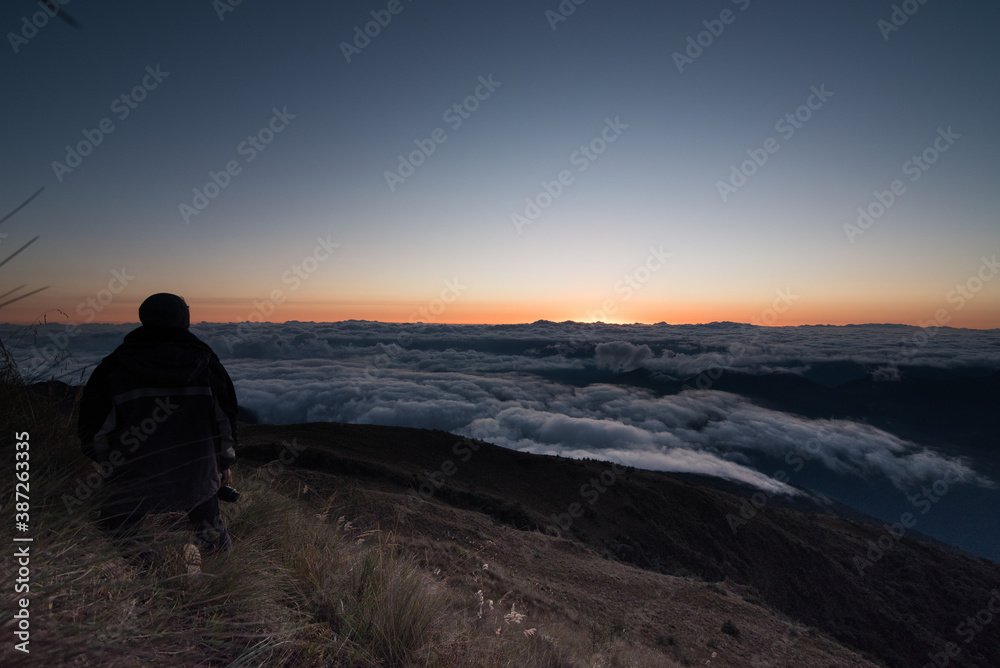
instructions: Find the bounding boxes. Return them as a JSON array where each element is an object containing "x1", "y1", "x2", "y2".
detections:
[
  {"x1": 0, "y1": 367, "x2": 641, "y2": 667},
  {"x1": 237, "y1": 421, "x2": 1000, "y2": 668}
]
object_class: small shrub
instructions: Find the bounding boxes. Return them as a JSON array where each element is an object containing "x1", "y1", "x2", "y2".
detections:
[{"x1": 721, "y1": 619, "x2": 741, "y2": 640}]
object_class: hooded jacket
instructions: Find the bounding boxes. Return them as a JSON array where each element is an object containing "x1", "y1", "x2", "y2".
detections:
[{"x1": 78, "y1": 326, "x2": 238, "y2": 513}]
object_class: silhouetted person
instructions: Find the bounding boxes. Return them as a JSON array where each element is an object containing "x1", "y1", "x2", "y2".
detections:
[{"x1": 78, "y1": 293, "x2": 238, "y2": 556}]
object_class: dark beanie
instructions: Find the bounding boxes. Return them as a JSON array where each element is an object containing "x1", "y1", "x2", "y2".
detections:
[{"x1": 138, "y1": 293, "x2": 190, "y2": 329}]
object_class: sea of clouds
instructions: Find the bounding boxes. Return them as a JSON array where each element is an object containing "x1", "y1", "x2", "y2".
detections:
[{"x1": 6, "y1": 320, "x2": 998, "y2": 496}]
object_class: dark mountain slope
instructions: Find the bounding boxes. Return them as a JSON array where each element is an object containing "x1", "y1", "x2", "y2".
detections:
[{"x1": 240, "y1": 422, "x2": 1000, "y2": 668}]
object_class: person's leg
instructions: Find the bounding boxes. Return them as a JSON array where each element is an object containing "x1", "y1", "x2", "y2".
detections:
[
  {"x1": 97, "y1": 500, "x2": 145, "y2": 542},
  {"x1": 97, "y1": 498, "x2": 159, "y2": 565},
  {"x1": 187, "y1": 494, "x2": 231, "y2": 553}
]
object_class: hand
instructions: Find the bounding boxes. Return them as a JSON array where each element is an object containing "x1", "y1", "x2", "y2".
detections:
[{"x1": 220, "y1": 469, "x2": 232, "y2": 487}]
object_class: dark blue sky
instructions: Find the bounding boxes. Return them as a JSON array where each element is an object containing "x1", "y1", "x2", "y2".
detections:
[{"x1": 3, "y1": 0, "x2": 998, "y2": 326}]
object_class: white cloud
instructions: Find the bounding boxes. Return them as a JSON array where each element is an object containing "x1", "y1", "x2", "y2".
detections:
[
  {"x1": 595, "y1": 341, "x2": 654, "y2": 373},
  {"x1": 7, "y1": 320, "x2": 994, "y2": 494}
]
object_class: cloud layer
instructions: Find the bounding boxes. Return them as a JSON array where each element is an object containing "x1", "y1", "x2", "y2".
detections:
[{"x1": 11, "y1": 320, "x2": 995, "y2": 495}]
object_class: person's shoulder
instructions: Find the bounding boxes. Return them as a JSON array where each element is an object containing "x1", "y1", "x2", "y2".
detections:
[
  {"x1": 124, "y1": 326, "x2": 214, "y2": 352},
  {"x1": 118, "y1": 326, "x2": 221, "y2": 371},
  {"x1": 93, "y1": 338, "x2": 131, "y2": 371},
  {"x1": 184, "y1": 331, "x2": 227, "y2": 364}
]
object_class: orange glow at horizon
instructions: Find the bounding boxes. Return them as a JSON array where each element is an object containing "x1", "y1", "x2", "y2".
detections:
[{"x1": 3, "y1": 293, "x2": 998, "y2": 329}]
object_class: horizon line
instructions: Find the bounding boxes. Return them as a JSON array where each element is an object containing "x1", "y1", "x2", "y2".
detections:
[{"x1": 2, "y1": 318, "x2": 997, "y2": 331}]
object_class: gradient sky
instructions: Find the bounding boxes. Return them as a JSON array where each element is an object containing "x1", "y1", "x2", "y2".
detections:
[{"x1": 2, "y1": 0, "x2": 998, "y2": 327}]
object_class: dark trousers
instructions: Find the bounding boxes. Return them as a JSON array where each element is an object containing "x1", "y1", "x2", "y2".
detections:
[{"x1": 98, "y1": 493, "x2": 231, "y2": 553}]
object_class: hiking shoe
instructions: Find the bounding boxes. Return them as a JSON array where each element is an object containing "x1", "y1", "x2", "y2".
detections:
[{"x1": 183, "y1": 543, "x2": 202, "y2": 575}]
